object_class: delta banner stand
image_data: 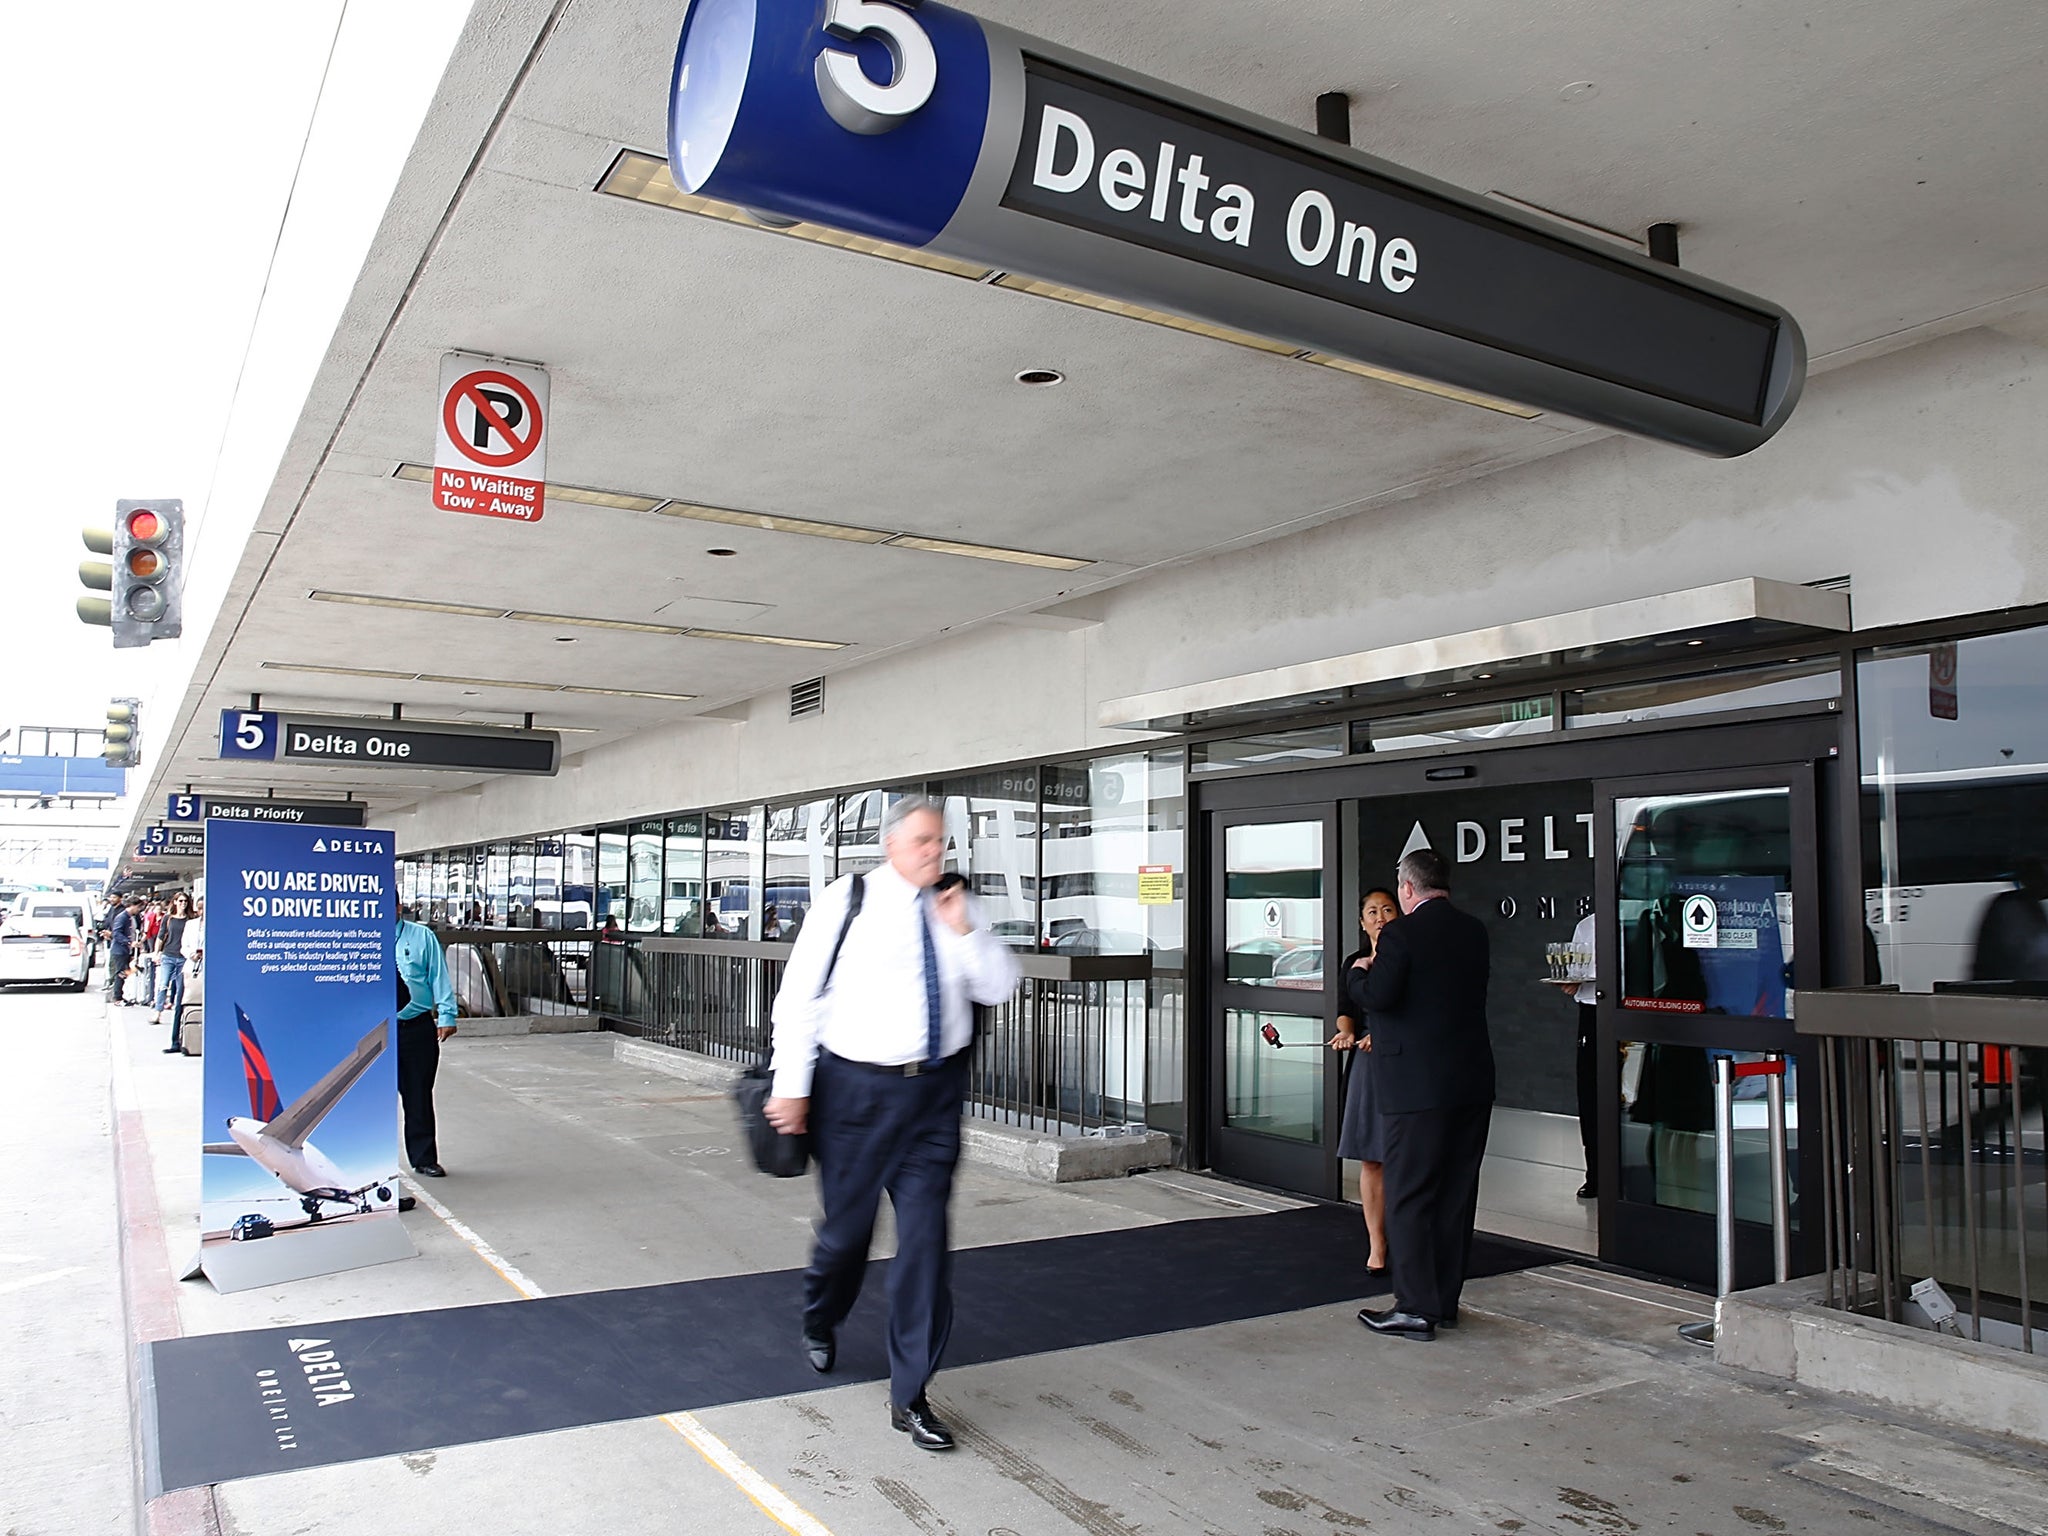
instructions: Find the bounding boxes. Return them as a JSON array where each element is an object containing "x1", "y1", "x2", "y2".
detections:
[{"x1": 199, "y1": 821, "x2": 414, "y2": 1293}]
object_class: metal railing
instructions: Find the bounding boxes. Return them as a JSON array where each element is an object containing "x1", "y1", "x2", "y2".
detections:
[
  {"x1": 1795, "y1": 985, "x2": 2045, "y2": 1352},
  {"x1": 448, "y1": 930, "x2": 1175, "y2": 1138}
]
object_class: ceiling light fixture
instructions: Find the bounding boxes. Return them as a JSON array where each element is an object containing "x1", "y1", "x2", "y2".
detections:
[
  {"x1": 686, "y1": 628, "x2": 846, "y2": 651},
  {"x1": 502, "y1": 609, "x2": 689, "y2": 636},
  {"x1": 307, "y1": 590, "x2": 510, "y2": 620},
  {"x1": 882, "y1": 534, "x2": 1091, "y2": 572},
  {"x1": 418, "y1": 672, "x2": 697, "y2": 703},
  {"x1": 415, "y1": 673, "x2": 564, "y2": 693},
  {"x1": 1296, "y1": 354, "x2": 1542, "y2": 418},
  {"x1": 653, "y1": 500, "x2": 895, "y2": 543},
  {"x1": 1016, "y1": 368, "x2": 1065, "y2": 386},
  {"x1": 598, "y1": 150, "x2": 992, "y2": 280},
  {"x1": 559, "y1": 685, "x2": 702, "y2": 700},
  {"x1": 259, "y1": 662, "x2": 420, "y2": 682},
  {"x1": 707, "y1": 548, "x2": 737, "y2": 557},
  {"x1": 391, "y1": 463, "x2": 663, "y2": 513}
]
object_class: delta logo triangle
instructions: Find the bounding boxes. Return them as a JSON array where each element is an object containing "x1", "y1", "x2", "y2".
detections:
[
  {"x1": 312, "y1": 838, "x2": 327, "y2": 853},
  {"x1": 1399, "y1": 821, "x2": 1434, "y2": 858}
]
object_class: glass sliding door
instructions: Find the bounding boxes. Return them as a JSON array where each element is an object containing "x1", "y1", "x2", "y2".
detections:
[{"x1": 1207, "y1": 807, "x2": 1339, "y2": 1195}]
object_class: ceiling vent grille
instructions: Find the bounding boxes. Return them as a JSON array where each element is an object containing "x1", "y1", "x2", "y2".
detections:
[{"x1": 790, "y1": 677, "x2": 825, "y2": 720}]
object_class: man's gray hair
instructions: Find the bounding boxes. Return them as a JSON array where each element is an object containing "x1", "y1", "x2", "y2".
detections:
[
  {"x1": 1398, "y1": 847, "x2": 1451, "y2": 896},
  {"x1": 881, "y1": 793, "x2": 942, "y2": 840}
]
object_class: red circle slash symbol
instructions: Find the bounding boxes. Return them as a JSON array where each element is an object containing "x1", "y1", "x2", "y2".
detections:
[{"x1": 443, "y1": 369, "x2": 543, "y2": 469}]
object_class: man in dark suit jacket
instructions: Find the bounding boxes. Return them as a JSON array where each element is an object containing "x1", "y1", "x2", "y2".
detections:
[{"x1": 1356, "y1": 847, "x2": 1495, "y2": 1341}]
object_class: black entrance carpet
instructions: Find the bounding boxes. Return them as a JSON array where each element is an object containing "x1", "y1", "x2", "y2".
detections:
[{"x1": 143, "y1": 1205, "x2": 1554, "y2": 1492}]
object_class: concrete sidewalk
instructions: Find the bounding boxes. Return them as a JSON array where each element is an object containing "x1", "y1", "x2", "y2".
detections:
[{"x1": 14, "y1": 981, "x2": 2048, "y2": 1536}]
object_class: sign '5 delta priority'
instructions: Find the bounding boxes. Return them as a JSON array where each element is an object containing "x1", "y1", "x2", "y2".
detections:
[{"x1": 433, "y1": 354, "x2": 549, "y2": 522}]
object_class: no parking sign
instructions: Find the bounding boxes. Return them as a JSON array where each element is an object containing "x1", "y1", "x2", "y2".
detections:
[{"x1": 432, "y1": 354, "x2": 549, "y2": 522}]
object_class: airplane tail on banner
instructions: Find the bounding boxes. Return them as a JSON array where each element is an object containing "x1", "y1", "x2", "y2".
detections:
[{"x1": 237, "y1": 1007, "x2": 283, "y2": 1122}]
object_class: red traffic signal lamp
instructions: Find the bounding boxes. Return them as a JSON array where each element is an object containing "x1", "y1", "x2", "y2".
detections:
[{"x1": 78, "y1": 501, "x2": 184, "y2": 645}]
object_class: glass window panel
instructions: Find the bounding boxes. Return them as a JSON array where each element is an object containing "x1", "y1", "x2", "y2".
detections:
[
  {"x1": 549, "y1": 832, "x2": 594, "y2": 930},
  {"x1": 459, "y1": 848, "x2": 486, "y2": 927},
  {"x1": 484, "y1": 842, "x2": 512, "y2": 926},
  {"x1": 765, "y1": 799, "x2": 836, "y2": 941},
  {"x1": 1190, "y1": 726, "x2": 1346, "y2": 776},
  {"x1": 1041, "y1": 754, "x2": 1184, "y2": 958},
  {"x1": 597, "y1": 826, "x2": 628, "y2": 929},
  {"x1": 1614, "y1": 787, "x2": 1794, "y2": 1019},
  {"x1": 1859, "y1": 627, "x2": 2048, "y2": 992},
  {"x1": 627, "y1": 820, "x2": 664, "y2": 932},
  {"x1": 1362, "y1": 697, "x2": 1553, "y2": 753},
  {"x1": 663, "y1": 816, "x2": 705, "y2": 936},
  {"x1": 1223, "y1": 1009, "x2": 1325, "y2": 1141},
  {"x1": 934, "y1": 769, "x2": 1042, "y2": 950},
  {"x1": 1568, "y1": 658, "x2": 1839, "y2": 730},
  {"x1": 532, "y1": 836, "x2": 567, "y2": 928},
  {"x1": 706, "y1": 807, "x2": 765, "y2": 939},
  {"x1": 1618, "y1": 1044, "x2": 1799, "y2": 1225},
  {"x1": 503, "y1": 841, "x2": 537, "y2": 926},
  {"x1": 1222, "y1": 819, "x2": 1324, "y2": 985}
]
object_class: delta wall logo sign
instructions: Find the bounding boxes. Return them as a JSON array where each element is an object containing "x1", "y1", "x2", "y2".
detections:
[{"x1": 667, "y1": 0, "x2": 1805, "y2": 455}]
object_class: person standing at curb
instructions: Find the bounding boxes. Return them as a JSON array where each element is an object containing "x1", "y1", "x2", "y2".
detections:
[{"x1": 395, "y1": 909, "x2": 459, "y2": 1177}]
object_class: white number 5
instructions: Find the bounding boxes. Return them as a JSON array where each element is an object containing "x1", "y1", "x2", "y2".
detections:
[
  {"x1": 234, "y1": 713, "x2": 267, "y2": 752},
  {"x1": 816, "y1": 0, "x2": 936, "y2": 135}
]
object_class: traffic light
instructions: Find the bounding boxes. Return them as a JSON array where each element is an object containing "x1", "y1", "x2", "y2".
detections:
[
  {"x1": 103, "y1": 698, "x2": 142, "y2": 770},
  {"x1": 78, "y1": 500, "x2": 184, "y2": 647}
]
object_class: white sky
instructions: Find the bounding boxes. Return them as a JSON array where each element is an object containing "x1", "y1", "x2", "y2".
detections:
[{"x1": 0, "y1": 1, "x2": 470, "y2": 758}]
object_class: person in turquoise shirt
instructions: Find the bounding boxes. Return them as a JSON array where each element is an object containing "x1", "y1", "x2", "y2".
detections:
[{"x1": 396, "y1": 912, "x2": 458, "y2": 1176}]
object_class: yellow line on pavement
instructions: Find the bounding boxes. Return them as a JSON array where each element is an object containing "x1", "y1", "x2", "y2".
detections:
[{"x1": 401, "y1": 1175, "x2": 836, "y2": 1535}]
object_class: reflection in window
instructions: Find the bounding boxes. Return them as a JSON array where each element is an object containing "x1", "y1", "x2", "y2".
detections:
[
  {"x1": 505, "y1": 841, "x2": 537, "y2": 926},
  {"x1": 1615, "y1": 788, "x2": 1793, "y2": 1018},
  {"x1": 597, "y1": 827, "x2": 628, "y2": 928},
  {"x1": 1360, "y1": 696, "x2": 1553, "y2": 753},
  {"x1": 1618, "y1": 1043, "x2": 1798, "y2": 1224},
  {"x1": 834, "y1": 788, "x2": 920, "y2": 879},
  {"x1": 706, "y1": 806, "x2": 764, "y2": 939},
  {"x1": 1223, "y1": 819, "x2": 1323, "y2": 986},
  {"x1": 1040, "y1": 753, "x2": 1185, "y2": 959},
  {"x1": 627, "y1": 820, "x2": 664, "y2": 932},
  {"x1": 766, "y1": 799, "x2": 836, "y2": 941},
  {"x1": 560, "y1": 832, "x2": 596, "y2": 930},
  {"x1": 1860, "y1": 626, "x2": 2048, "y2": 992},
  {"x1": 1569, "y1": 657, "x2": 1839, "y2": 730},
  {"x1": 532, "y1": 836, "x2": 566, "y2": 928},
  {"x1": 1191, "y1": 726, "x2": 1345, "y2": 776},
  {"x1": 1224, "y1": 1010, "x2": 1324, "y2": 1141},
  {"x1": 934, "y1": 770, "x2": 1040, "y2": 949},
  {"x1": 663, "y1": 816, "x2": 704, "y2": 936}
]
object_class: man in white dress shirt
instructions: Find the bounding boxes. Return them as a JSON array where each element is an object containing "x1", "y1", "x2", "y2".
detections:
[{"x1": 765, "y1": 796, "x2": 1020, "y2": 1451}]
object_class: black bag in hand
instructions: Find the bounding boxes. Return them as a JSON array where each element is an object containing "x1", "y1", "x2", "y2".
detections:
[{"x1": 733, "y1": 874, "x2": 864, "y2": 1178}]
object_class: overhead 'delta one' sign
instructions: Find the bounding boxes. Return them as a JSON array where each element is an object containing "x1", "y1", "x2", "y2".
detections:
[
  {"x1": 667, "y1": 0, "x2": 1805, "y2": 456},
  {"x1": 433, "y1": 354, "x2": 549, "y2": 522}
]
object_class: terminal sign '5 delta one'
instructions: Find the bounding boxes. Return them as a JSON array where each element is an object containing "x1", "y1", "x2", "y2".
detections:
[{"x1": 668, "y1": 0, "x2": 1806, "y2": 455}]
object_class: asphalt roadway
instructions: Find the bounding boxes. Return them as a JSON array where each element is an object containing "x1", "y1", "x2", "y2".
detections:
[{"x1": 6, "y1": 972, "x2": 2047, "y2": 1536}]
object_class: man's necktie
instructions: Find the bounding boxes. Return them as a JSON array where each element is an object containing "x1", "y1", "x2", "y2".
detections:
[{"x1": 920, "y1": 895, "x2": 943, "y2": 1066}]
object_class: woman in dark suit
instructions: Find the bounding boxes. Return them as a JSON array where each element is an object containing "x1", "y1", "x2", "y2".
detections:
[{"x1": 1330, "y1": 887, "x2": 1400, "y2": 1279}]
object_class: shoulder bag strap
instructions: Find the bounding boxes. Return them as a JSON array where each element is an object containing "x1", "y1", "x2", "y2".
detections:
[{"x1": 814, "y1": 873, "x2": 865, "y2": 1000}]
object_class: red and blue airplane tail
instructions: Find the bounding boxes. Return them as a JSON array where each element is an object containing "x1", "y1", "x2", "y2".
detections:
[{"x1": 237, "y1": 1007, "x2": 284, "y2": 1122}]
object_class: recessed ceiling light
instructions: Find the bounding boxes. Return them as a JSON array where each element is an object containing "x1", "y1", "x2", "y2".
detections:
[
  {"x1": 686, "y1": 628, "x2": 846, "y2": 651},
  {"x1": 1476, "y1": 672, "x2": 1494, "y2": 680},
  {"x1": 503, "y1": 609, "x2": 688, "y2": 636},
  {"x1": 1686, "y1": 638, "x2": 1707, "y2": 646},
  {"x1": 555, "y1": 636, "x2": 577, "y2": 643},
  {"x1": 654, "y1": 500, "x2": 895, "y2": 543},
  {"x1": 307, "y1": 590, "x2": 509, "y2": 620},
  {"x1": 707, "y1": 547, "x2": 737, "y2": 557},
  {"x1": 1016, "y1": 368, "x2": 1065, "y2": 387}
]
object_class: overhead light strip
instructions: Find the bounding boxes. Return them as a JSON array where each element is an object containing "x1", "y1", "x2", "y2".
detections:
[
  {"x1": 598, "y1": 148, "x2": 1541, "y2": 420},
  {"x1": 305, "y1": 589, "x2": 845, "y2": 650},
  {"x1": 390, "y1": 466, "x2": 1086, "y2": 570},
  {"x1": 262, "y1": 660, "x2": 695, "y2": 705}
]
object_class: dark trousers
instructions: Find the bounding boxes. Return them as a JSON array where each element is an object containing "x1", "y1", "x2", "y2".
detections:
[
  {"x1": 1576, "y1": 1002, "x2": 1600, "y2": 1191},
  {"x1": 105, "y1": 946, "x2": 132, "y2": 999},
  {"x1": 803, "y1": 1050, "x2": 965, "y2": 1410},
  {"x1": 1381, "y1": 1102, "x2": 1492, "y2": 1322},
  {"x1": 396, "y1": 1017, "x2": 441, "y2": 1168}
]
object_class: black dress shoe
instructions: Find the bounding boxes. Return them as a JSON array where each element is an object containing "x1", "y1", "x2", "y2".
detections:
[
  {"x1": 1576, "y1": 1182, "x2": 1597, "y2": 1200},
  {"x1": 414, "y1": 1163, "x2": 447, "y2": 1178},
  {"x1": 1438, "y1": 1311, "x2": 1460, "y2": 1329},
  {"x1": 802, "y1": 1328, "x2": 835, "y2": 1374},
  {"x1": 890, "y1": 1398, "x2": 956, "y2": 1451},
  {"x1": 398, "y1": 1195, "x2": 417, "y2": 1212},
  {"x1": 1358, "y1": 1307, "x2": 1436, "y2": 1340},
  {"x1": 1363, "y1": 1264, "x2": 1390, "y2": 1281}
]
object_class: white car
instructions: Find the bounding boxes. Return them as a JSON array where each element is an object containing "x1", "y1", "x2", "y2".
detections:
[{"x1": 0, "y1": 908, "x2": 92, "y2": 990}]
